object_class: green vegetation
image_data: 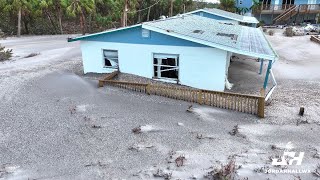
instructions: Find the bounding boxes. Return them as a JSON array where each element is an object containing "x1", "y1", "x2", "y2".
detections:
[
  {"x1": 219, "y1": 0, "x2": 236, "y2": 13},
  {"x1": 0, "y1": 0, "x2": 219, "y2": 36},
  {"x1": 0, "y1": 44, "x2": 12, "y2": 61}
]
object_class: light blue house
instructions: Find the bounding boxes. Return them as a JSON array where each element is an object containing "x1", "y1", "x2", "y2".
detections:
[
  {"x1": 246, "y1": 0, "x2": 320, "y2": 24},
  {"x1": 186, "y1": 8, "x2": 259, "y2": 27},
  {"x1": 68, "y1": 15, "x2": 277, "y2": 91}
]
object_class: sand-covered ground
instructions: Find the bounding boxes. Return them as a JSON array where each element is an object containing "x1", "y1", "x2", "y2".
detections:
[{"x1": 0, "y1": 31, "x2": 319, "y2": 180}]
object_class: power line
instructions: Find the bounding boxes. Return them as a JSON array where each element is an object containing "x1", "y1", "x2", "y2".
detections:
[{"x1": 127, "y1": 0, "x2": 162, "y2": 14}]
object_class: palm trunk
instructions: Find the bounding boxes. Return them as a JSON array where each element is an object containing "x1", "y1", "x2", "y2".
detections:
[
  {"x1": 80, "y1": 15, "x2": 84, "y2": 35},
  {"x1": 17, "y1": 7, "x2": 21, "y2": 37},
  {"x1": 122, "y1": 0, "x2": 128, "y2": 27},
  {"x1": 147, "y1": 7, "x2": 151, "y2": 21},
  {"x1": 170, "y1": 0, "x2": 173, "y2": 17},
  {"x1": 80, "y1": 11, "x2": 86, "y2": 35},
  {"x1": 58, "y1": 6, "x2": 63, "y2": 34},
  {"x1": 45, "y1": 10, "x2": 57, "y2": 34}
]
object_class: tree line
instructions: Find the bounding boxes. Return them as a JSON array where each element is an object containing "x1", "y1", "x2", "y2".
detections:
[{"x1": 0, "y1": 0, "x2": 222, "y2": 36}]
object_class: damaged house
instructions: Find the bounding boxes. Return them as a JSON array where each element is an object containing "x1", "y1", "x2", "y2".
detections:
[{"x1": 68, "y1": 14, "x2": 277, "y2": 91}]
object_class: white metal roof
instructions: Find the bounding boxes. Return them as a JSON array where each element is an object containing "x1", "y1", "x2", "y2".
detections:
[
  {"x1": 186, "y1": 8, "x2": 259, "y2": 24},
  {"x1": 142, "y1": 15, "x2": 277, "y2": 60}
]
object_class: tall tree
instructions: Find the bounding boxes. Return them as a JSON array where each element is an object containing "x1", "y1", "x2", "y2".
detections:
[
  {"x1": 1, "y1": 0, "x2": 33, "y2": 37},
  {"x1": 62, "y1": 0, "x2": 95, "y2": 35}
]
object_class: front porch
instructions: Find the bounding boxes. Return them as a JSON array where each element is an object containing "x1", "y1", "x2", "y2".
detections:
[{"x1": 255, "y1": 4, "x2": 320, "y2": 24}]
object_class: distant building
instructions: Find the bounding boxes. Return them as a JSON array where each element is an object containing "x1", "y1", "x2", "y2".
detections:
[
  {"x1": 68, "y1": 15, "x2": 277, "y2": 91},
  {"x1": 187, "y1": 8, "x2": 259, "y2": 27},
  {"x1": 237, "y1": 0, "x2": 320, "y2": 24}
]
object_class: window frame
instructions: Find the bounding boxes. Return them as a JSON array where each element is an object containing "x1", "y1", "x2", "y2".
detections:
[
  {"x1": 102, "y1": 49, "x2": 119, "y2": 69},
  {"x1": 152, "y1": 53, "x2": 179, "y2": 83}
]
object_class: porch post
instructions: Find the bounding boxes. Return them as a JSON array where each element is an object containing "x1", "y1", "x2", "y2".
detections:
[
  {"x1": 259, "y1": 58, "x2": 264, "y2": 74},
  {"x1": 263, "y1": 60, "x2": 272, "y2": 89}
]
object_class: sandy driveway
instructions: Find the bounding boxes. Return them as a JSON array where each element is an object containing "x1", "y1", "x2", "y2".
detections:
[{"x1": 0, "y1": 33, "x2": 319, "y2": 179}]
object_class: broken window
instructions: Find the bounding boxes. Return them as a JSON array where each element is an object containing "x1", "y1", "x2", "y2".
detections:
[
  {"x1": 153, "y1": 54, "x2": 179, "y2": 81},
  {"x1": 103, "y1": 50, "x2": 118, "y2": 68}
]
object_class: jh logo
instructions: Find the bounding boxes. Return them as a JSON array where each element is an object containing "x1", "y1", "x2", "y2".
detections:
[{"x1": 272, "y1": 152, "x2": 305, "y2": 166}]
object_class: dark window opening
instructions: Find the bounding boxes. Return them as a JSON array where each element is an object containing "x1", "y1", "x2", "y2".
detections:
[
  {"x1": 153, "y1": 54, "x2": 179, "y2": 81},
  {"x1": 103, "y1": 50, "x2": 118, "y2": 68}
]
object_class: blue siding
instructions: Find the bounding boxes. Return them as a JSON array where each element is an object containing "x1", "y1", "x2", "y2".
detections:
[
  {"x1": 192, "y1": 11, "x2": 231, "y2": 21},
  {"x1": 236, "y1": 0, "x2": 253, "y2": 9},
  {"x1": 83, "y1": 26, "x2": 207, "y2": 47}
]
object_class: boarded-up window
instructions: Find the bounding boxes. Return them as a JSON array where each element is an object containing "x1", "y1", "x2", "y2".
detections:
[{"x1": 103, "y1": 50, "x2": 118, "y2": 68}]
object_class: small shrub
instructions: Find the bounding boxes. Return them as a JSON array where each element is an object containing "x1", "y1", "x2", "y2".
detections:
[
  {"x1": 268, "y1": 30, "x2": 275, "y2": 36},
  {"x1": 0, "y1": 44, "x2": 12, "y2": 62},
  {"x1": 205, "y1": 159, "x2": 239, "y2": 180},
  {"x1": 263, "y1": 28, "x2": 267, "y2": 33}
]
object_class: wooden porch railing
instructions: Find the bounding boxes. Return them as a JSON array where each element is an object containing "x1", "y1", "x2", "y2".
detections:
[
  {"x1": 261, "y1": 4, "x2": 320, "y2": 12},
  {"x1": 98, "y1": 72, "x2": 265, "y2": 118}
]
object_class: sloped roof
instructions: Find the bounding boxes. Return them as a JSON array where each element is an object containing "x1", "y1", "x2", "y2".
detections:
[
  {"x1": 68, "y1": 15, "x2": 277, "y2": 60},
  {"x1": 142, "y1": 15, "x2": 277, "y2": 60},
  {"x1": 187, "y1": 8, "x2": 259, "y2": 24}
]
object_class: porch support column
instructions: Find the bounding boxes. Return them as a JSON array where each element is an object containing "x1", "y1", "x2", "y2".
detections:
[
  {"x1": 263, "y1": 60, "x2": 273, "y2": 89},
  {"x1": 259, "y1": 58, "x2": 264, "y2": 74}
]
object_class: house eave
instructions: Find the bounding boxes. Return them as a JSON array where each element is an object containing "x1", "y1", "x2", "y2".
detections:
[
  {"x1": 142, "y1": 24, "x2": 277, "y2": 61},
  {"x1": 67, "y1": 24, "x2": 142, "y2": 42}
]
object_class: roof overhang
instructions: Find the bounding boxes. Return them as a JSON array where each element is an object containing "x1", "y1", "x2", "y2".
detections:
[
  {"x1": 68, "y1": 24, "x2": 142, "y2": 42},
  {"x1": 142, "y1": 24, "x2": 277, "y2": 61}
]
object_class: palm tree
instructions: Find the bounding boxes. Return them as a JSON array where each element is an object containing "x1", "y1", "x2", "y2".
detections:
[
  {"x1": 251, "y1": 0, "x2": 262, "y2": 14},
  {"x1": 219, "y1": 0, "x2": 236, "y2": 13},
  {"x1": 62, "y1": 0, "x2": 95, "y2": 35},
  {"x1": 2, "y1": 0, "x2": 32, "y2": 37}
]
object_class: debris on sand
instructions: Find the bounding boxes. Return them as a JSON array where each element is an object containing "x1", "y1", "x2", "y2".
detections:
[
  {"x1": 177, "y1": 122, "x2": 184, "y2": 126},
  {"x1": 69, "y1": 105, "x2": 76, "y2": 114},
  {"x1": 128, "y1": 143, "x2": 154, "y2": 151},
  {"x1": 24, "y1": 52, "x2": 40, "y2": 58},
  {"x1": 313, "y1": 164, "x2": 320, "y2": 177},
  {"x1": 313, "y1": 153, "x2": 320, "y2": 159},
  {"x1": 229, "y1": 125, "x2": 246, "y2": 138},
  {"x1": 175, "y1": 155, "x2": 186, "y2": 167},
  {"x1": 186, "y1": 105, "x2": 193, "y2": 113},
  {"x1": 132, "y1": 125, "x2": 158, "y2": 134},
  {"x1": 296, "y1": 118, "x2": 309, "y2": 126},
  {"x1": 84, "y1": 161, "x2": 107, "y2": 167},
  {"x1": 196, "y1": 133, "x2": 216, "y2": 140},
  {"x1": 205, "y1": 159, "x2": 240, "y2": 180},
  {"x1": 91, "y1": 125, "x2": 102, "y2": 129},
  {"x1": 270, "y1": 144, "x2": 284, "y2": 150},
  {"x1": 132, "y1": 126, "x2": 142, "y2": 134},
  {"x1": 253, "y1": 166, "x2": 270, "y2": 173},
  {"x1": 153, "y1": 169, "x2": 172, "y2": 179},
  {"x1": 83, "y1": 116, "x2": 91, "y2": 121}
]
